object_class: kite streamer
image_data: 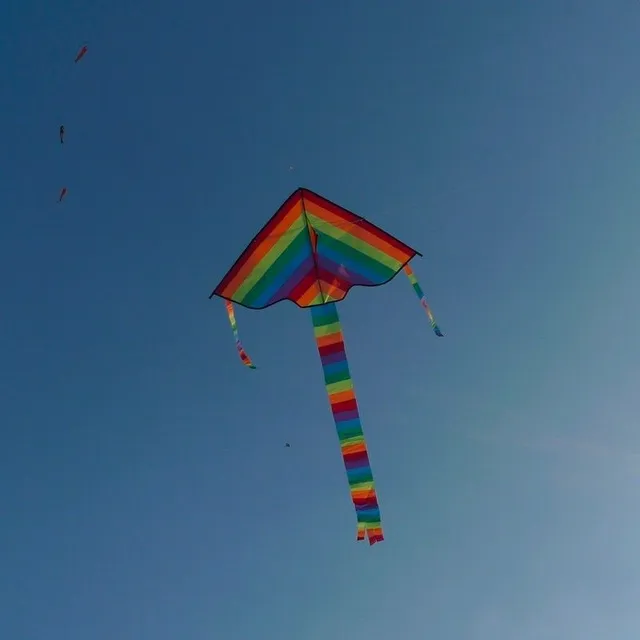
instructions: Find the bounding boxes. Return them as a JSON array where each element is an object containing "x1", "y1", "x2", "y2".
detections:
[
  {"x1": 310, "y1": 302, "x2": 384, "y2": 545},
  {"x1": 403, "y1": 264, "x2": 444, "y2": 337},
  {"x1": 224, "y1": 300, "x2": 256, "y2": 368}
]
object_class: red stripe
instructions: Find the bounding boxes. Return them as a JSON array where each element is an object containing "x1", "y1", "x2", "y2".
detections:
[
  {"x1": 286, "y1": 270, "x2": 319, "y2": 305},
  {"x1": 331, "y1": 398, "x2": 357, "y2": 414},
  {"x1": 318, "y1": 340, "x2": 344, "y2": 358},
  {"x1": 344, "y1": 450, "x2": 370, "y2": 466}
]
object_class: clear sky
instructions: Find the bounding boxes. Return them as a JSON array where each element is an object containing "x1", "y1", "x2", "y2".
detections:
[{"x1": 2, "y1": 1, "x2": 640, "y2": 638}]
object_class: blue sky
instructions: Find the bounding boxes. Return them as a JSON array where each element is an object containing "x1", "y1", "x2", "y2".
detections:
[{"x1": 2, "y1": 0, "x2": 640, "y2": 637}]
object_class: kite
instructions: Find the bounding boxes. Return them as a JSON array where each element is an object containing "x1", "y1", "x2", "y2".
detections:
[
  {"x1": 74, "y1": 44, "x2": 88, "y2": 63},
  {"x1": 58, "y1": 187, "x2": 67, "y2": 202},
  {"x1": 210, "y1": 188, "x2": 443, "y2": 545}
]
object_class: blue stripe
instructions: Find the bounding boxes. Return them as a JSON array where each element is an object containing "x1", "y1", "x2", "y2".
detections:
[
  {"x1": 322, "y1": 360, "x2": 349, "y2": 379},
  {"x1": 335, "y1": 418, "x2": 362, "y2": 437},
  {"x1": 347, "y1": 467, "x2": 374, "y2": 483},
  {"x1": 311, "y1": 302, "x2": 339, "y2": 325}
]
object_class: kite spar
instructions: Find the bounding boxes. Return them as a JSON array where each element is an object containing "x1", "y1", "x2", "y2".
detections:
[{"x1": 210, "y1": 188, "x2": 443, "y2": 544}]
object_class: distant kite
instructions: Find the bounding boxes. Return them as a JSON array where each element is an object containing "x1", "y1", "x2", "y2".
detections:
[
  {"x1": 74, "y1": 44, "x2": 88, "y2": 63},
  {"x1": 210, "y1": 188, "x2": 443, "y2": 545},
  {"x1": 58, "y1": 187, "x2": 67, "y2": 202}
]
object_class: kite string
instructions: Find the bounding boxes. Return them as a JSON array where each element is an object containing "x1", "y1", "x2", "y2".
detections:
[
  {"x1": 310, "y1": 302, "x2": 384, "y2": 545},
  {"x1": 224, "y1": 300, "x2": 256, "y2": 369},
  {"x1": 403, "y1": 264, "x2": 444, "y2": 337}
]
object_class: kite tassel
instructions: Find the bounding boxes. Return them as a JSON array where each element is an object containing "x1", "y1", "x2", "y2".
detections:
[
  {"x1": 224, "y1": 300, "x2": 256, "y2": 369},
  {"x1": 403, "y1": 264, "x2": 444, "y2": 336},
  {"x1": 310, "y1": 302, "x2": 384, "y2": 545}
]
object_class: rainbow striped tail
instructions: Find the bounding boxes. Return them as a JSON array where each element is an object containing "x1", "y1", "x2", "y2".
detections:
[
  {"x1": 310, "y1": 302, "x2": 384, "y2": 545},
  {"x1": 404, "y1": 264, "x2": 444, "y2": 337},
  {"x1": 224, "y1": 300, "x2": 256, "y2": 368}
]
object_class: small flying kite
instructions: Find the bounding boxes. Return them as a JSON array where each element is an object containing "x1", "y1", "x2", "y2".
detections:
[
  {"x1": 74, "y1": 44, "x2": 88, "y2": 63},
  {"x1": 210, "y1": 188, "x2": 443, "y2": 545},
  {"x1": 58, "y1": 187, "x2": 67, "y2": 202}
]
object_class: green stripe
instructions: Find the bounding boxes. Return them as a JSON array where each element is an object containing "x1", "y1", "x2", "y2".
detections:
[
  {"x1": 316, "y1": 232, "x2": 398, "y2": 281},
  {"x1": 308, "y1": 214, "x2": 403, "y2": 274},
  {"x1": 324, "y1": 368, "x2": 351, "y2": 386},
  {"x1": 337, "y1": 425, "x2": 363, "y2": 440},
  {"x1": 313, "y1": 321, "x2": 341, "y2": 337},
  {"x1": 357, "y1": 512, "x2": 380, "y2": 524},
  {"x1": 351, "y1": 480, "x2": 375, "y2": 491},
  {"x1": 326, "y1": 379, "x2": 353, "y2": 394}
]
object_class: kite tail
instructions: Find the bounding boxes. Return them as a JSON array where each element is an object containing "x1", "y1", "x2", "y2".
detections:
[
  {"x1": 403, "y1": 264, "x2": 444, "y2": 337},
  {"x1": 224, "y1": 300, "x2": 256, "y2": 369},
  {"x1": 310, "y1": 302, "x2": 384, "y2": 545}
]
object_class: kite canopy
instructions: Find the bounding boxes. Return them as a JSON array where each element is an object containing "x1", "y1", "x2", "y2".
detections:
[{"x1": 211, "y1": 188, "x2": 421, "y2": 309}]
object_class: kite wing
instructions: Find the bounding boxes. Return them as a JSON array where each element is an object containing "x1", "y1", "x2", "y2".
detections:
[{"x1": 211, "y1": 188, "x2": 421, "y2": 309}]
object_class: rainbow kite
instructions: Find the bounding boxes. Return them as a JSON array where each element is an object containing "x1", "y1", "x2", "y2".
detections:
[{"x1": 211, "y1": 188, "x2": 442, "y2": 545}]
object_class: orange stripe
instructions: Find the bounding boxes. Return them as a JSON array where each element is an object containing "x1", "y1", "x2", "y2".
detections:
[
  {"x1": 297, "y1": 280, "x2": 323, "y2": 306},
  {"x1": 328, "y1": 389, "x2": 355, "y2": 404},
  {"x1": 352, "y1": 489, "x2": 378, "y2": 499},
  {"x1": 316, "y1": 332, "x2": 343, "y2": 348},
  {"x1": 342, "y1": 442, "x2": 368, "y2": 455},
  {"x1": 220, "y1": 199, "x2": 303, "y2": 297},
  {"x1": 305, "y1": 200, "x2": 412, "y2": 263}
]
